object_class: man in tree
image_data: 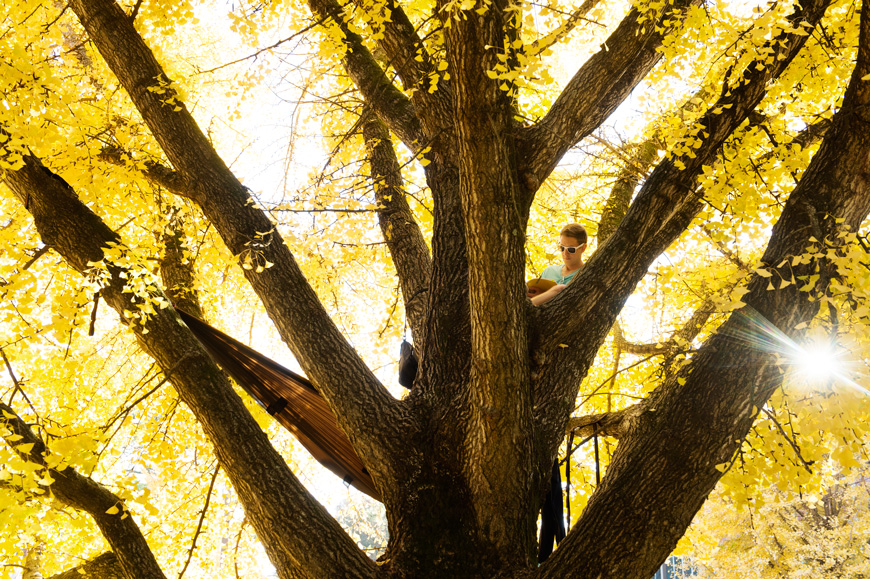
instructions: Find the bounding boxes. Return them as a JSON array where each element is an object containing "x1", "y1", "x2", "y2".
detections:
[
  {"x1": 526, "y1": 222, "x2": 587, "y2": 561},
  {"x1": 529, "y1": 223, "x2": 588, "y2": 305}
]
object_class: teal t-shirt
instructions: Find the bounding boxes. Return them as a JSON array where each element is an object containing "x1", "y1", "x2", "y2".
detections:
[{"x1": 541, "y1": 264, "x2": 579, "y2": 285}]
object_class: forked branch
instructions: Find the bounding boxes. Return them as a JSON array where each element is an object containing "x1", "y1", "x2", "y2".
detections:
[
  {"x1": 517, "y1": 0, "x2": 699, "y2": 203},
  {"x1": 538, "y1": 0, "x2": 835, "y2": 348},
  {"x1": 69, "y1": 0, "x2": 402, "y2": 464},
  {"x1": 2, "y1": 152, "x2": 378, "y2": 579},
  {"x1": 308, "y1": 0, "x2": 425, "y2": 152},
  {"x1": 530, "y1": 0, "x2": 835, "y2": 534},
  {"x1": 350, "y1": 0, "x2": 433, "y2": 92}
]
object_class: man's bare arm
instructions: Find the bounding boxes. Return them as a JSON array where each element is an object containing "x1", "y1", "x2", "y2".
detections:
[{"x1": 531, "y1": 284, "x2": 566, "y2": 306}]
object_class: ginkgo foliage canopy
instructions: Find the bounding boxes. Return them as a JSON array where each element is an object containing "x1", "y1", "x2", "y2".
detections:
[{"x1": 1, "y1": 0, "x2": 870, "y2": 578}]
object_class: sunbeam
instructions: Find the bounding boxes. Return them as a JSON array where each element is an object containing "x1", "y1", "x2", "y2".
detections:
[{"x1": 723, "y1": 308, "x2": 869, "y2": 395}]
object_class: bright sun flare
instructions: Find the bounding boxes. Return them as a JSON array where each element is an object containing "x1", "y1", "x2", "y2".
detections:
[{"x1": 796, "y1": 342, "x2": 843, "y2": 382}]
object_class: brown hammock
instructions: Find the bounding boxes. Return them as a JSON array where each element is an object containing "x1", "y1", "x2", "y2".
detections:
[{"x1": 176, "y1": 309, "x2": 380, "y2": 501}]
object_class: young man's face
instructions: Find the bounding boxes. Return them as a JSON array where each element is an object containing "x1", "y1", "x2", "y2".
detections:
[{"x1": 559, "y1": 235, "x2": 585, "y2": 268}]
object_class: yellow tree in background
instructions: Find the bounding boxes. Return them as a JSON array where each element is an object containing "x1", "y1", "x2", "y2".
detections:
[
  {"x1": 686, "y1": 466, "x2": 870, "y2": 578},
  {"x1": 1, "y1": 0, "x2": 870, "y2": 577}
]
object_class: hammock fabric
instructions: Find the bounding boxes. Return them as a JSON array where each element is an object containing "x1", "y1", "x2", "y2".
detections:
[{"x1": 177, "y1": 309, "x2": 380, "y2": 501}]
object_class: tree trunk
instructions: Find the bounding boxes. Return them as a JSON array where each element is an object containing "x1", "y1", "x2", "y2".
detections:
[{"x1": 2, "y1": 0, "x2": 868, "y2": 577}]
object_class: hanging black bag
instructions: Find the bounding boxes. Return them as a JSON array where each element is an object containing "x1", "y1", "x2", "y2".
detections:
[{"x1": 398, "y1": 340, "x2": 418, "y2": 389}]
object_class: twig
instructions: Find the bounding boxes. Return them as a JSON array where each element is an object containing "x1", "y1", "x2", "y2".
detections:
[
  {"x1": 195, "y1": 17, "x2": 329, "y2": 76},
  {"x1": 21, "y1": 246, "x2": 49, "y2": 271},
  {"x1": 129, "y1": 0, "x2": 144, "y2": 21},
  {"x1": 1, "y1": 348, "x2": 38, "y2": 419},
  {"x1": 699, "y1": 224, "x2": 751, "y2": 271},
  {"x1": 100, "y1": 352, "x2": 192, "y2": 432},
  {"x1": 762, "y1": 407, "x2": 814, "y2": 474},
  {"x1": 273, "y1": 207, "x2": 376, "y2": 213},
  {"x1": 42, "y1": 5, "x2": 69, "y2": 32},
  {"x1": 101, "y1": 374, "x2": 171, "y2": 432},
  {"x1": 178, "y1": 464, "x2": 221, "y2": 579},
  {"x1": 576, "y1": 352, "x2": 660, "y2": 409},
  {"x1": 233, "y1": 517, "x2": 248, "y2": 579},
  {"x1": 377, "y1": 285, "x2": 402, "y2": 340}
]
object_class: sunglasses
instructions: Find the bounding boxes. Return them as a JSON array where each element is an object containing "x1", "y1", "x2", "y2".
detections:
[{"x1": 558, "y1": 244, "x2": 583, "y2": 254}]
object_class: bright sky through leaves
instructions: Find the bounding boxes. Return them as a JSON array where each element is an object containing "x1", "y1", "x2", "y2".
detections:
[{"x1": 1, "y1": 0, "x2": 870, "y2": 575}]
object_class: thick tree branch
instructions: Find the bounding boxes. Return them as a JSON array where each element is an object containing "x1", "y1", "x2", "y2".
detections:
[
  {"x1": 69, "y1": 0, "x2": 403, "y2": 473},
  {"x1": 756, "y1": 116, "x2": 833, "y2": 163},
  {"x1": 597, "y1": 139, "x2": 659, "y2": 244},
  {"x1": 613, "y1": 297, "x2": 715, "y2": 356},
  {"x1": 526, "y1": 0, "x2": 602, "y2": 57},
  {"x1": 789, "y1": 116, "x2": 833, "y2": 149},
  {"x1": 348, "y1": 0, "x2": 456, "y2": 164},
  {"x1": 362, "y1": 110, "x2": 431, "y2": 344},
  {"x1": 414, "y1": 174, "x2": 470, "y2": 384},
  {"x1": 0, "y1": 401, "x2": 166, "y2": 579},
  {"x1": 517, "y1": 0, "x2": 699, "y2": 204},
  {"x1": 541, "y1": 3, "x2": 870, "y2": 576},
  {"x1": 48, "y1": 552, "x2": 122, "y2": 579},
  {"x1": 307, "y1": 0, "x2": 425, "y2": 152},
  {"x1": 1, "y1": 153, "x2": 378, "y2": 579},
  {"x1": 99, "y1": 145, "x2": 191, "y2": 199},
  {"x1": 566, "y1": 402, "x2": 646, "y2": 439},
  {"x1": 597, "y1": 88, "x2": 714, "y2": 244},
  {"x1": 157, "y1": 206, "x2": 202, "y2": 318},
  {"x1": 352, "y1": 0, "x2": 432, "y2": 92},
  {"x1": 23, "y1": 544, "x2": 45, "y2": 579}
]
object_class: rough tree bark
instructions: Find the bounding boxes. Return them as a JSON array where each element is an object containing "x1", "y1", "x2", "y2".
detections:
[
  {"x1": 2, "y1": 0, "x2": 869, "y2": 578},
  {"x1": 48, "y1": 553, "x2": 122, "y2": 579}
]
